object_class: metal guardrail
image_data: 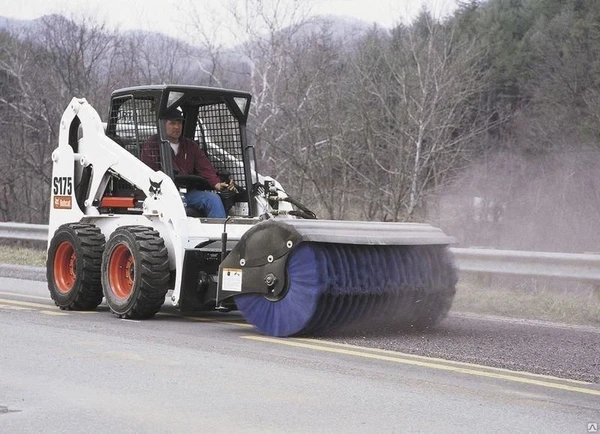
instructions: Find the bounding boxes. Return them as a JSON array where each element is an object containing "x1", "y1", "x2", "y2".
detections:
[
  {"x1": 451, "y1": 248, "x2": 600, "y2": 284},
  {"x1": 0, "y1": 222, "x2": 49, "y2": 242},
  {"x1": 1, "y1": 222, "x2": 599, "y2": 284}
]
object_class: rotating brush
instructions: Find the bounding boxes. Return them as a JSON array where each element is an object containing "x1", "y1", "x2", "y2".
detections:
[{"x1": 234, "y1": 242, "x2": 457, "y2": 337}]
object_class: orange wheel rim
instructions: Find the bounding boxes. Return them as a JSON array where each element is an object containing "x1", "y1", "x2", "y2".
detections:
[
  {"x1": 54, "y1": 241, "x2": 76, "y2": 293},
  {"x1": 109, "y1": 244, "x2": 135, "y2": 299}
]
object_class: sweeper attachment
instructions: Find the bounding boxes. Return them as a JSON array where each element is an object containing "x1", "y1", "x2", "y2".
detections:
[
  {"x1": 46, "y1": 84, "x2": 457, "y2": 337},
  {"x1": 221, "y1": 219, "x2": 456, "y2": 336}
]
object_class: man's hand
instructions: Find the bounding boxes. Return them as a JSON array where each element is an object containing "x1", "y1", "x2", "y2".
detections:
[{"x1": 214, "y1": 180, "x2": 236, "y2": 192}]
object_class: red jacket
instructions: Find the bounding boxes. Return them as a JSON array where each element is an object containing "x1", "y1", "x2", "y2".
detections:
[{"x1": 141, "y1": 135, "x2": 221, "y2": 187}]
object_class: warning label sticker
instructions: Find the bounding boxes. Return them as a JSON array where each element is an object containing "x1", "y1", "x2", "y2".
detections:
[{"x1": 222, "y1": 268, "x2": 243, "y2": 292}]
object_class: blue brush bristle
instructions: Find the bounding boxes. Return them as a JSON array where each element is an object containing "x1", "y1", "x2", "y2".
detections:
[
  {"x1": 234, "y1": 243, "x2": 324, "y2": 337},
  {"x1": 235, "y1": 242, "x2": 457, "y2": 337}
]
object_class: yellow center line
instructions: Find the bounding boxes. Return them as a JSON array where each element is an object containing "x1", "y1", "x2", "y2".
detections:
[
  {"x1": 183, "y1": 316, "x2": 218, "y2": 322},
  {"x1": 217, "y1": 320, "x2": 253, "y2": 328},
  {"x1": 242, "y1": 335, "x2": 600, "y2": 397},
  {"x1": 0, "y1": 297, "x2": 55, "y2": 309},
  {"x1": 39, "y1": 310, "x2": 69, "y2": 316},
  {"x1": 182, "y1": 316, "x2": 254, "y2": 327},
  {"x1": 0, "y1": 291, "x2": 51, "y2": 301},
  {"x1": 0, "y1": 297, "x2": 103, "y2": 315},
  {"x1": 293, "y1": 338, "x2": 591, "y2": 386},
  {"x1": 0, "y1": 304, "x2": 34, "y2": 311}
]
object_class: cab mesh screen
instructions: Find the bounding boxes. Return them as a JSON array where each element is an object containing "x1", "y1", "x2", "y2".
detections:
[{"x1": 195, "y1": 103, "x2": 246, "y2": 192}]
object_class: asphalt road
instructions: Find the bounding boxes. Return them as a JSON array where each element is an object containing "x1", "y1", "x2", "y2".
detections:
[
  {"x1": 327, "y1": 312, "x2": 600, "y2": 384},
  {"x1": 0, "y1": 276, "x2": 599, "y2": 433}
]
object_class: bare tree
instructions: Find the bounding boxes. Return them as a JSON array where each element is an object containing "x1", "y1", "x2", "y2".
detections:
[
  {"x1": 31, "y1": 14, "x2": 120, "y2": 106},
  {"x1": 182, "y1": 0, "x2": 354, "y2": 216},
  {"x1": 261, "y1": 22, "x2": 359, "y2": 219},
  {"x1": 349, "y1": 12, "x2": 490, "y2": 221},
  {"x1": 0, "y1": 30, "x2": 55, "y2": 222},
  {"x1": 0, "y1": 14, "x2": 122, "y2": 223}
]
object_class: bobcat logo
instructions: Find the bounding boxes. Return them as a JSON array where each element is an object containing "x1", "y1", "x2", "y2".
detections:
[{"x1": 149, "y1": 179, "x2": 163, "y2": 199}]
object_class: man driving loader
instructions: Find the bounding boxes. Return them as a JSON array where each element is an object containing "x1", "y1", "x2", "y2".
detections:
[{"x1": 141, "y1": 107, "x2": 235, "y2": 217}]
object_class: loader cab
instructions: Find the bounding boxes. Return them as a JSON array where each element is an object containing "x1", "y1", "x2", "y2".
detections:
[{"x1": 105, "y1": 85, "x2": 256, "y2": 217}]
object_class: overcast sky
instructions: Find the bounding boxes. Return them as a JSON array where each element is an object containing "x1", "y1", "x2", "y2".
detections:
[{"x1": 0, "y1": 0, "x2": 459, "y2": 45}]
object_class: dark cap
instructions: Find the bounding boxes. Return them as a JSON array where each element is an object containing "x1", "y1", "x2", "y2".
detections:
[{"x1": 165, "y1": 107, "x2": 184, "y2": 120}]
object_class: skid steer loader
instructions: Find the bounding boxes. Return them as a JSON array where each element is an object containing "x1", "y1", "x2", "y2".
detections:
[{"x1": 46, "y1": 85, "x2": 457, "y2": 337}]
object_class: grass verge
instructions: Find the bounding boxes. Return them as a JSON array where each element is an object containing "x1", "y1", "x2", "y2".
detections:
[
  {"x1": 0, "y1": 245, "x2": 46, "y2": 267},
  {"x1": 454, "y1": 276, "x2": 600, "y2": 326}
]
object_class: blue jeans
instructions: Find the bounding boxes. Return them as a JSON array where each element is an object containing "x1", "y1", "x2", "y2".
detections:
[{"x1": 185, "y1": 190, "x2": 226, "y2": 218}]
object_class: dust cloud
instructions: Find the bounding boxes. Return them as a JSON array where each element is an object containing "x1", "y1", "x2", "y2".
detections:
[{"x1": 431, "y1": 151, "x2": 600, "y2": 253}]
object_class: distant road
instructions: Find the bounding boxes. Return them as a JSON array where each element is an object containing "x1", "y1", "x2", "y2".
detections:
[{"x1": 0, "y1": 276, "x2": 598, "y2": 432}]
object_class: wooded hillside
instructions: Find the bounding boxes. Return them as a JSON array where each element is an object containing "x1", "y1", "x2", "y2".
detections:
[{"x1": 1, "y1": 0, "x2": 599, "y2": 252}]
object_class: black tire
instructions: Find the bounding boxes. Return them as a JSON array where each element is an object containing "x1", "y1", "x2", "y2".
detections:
[
  {"x1": 46, "y1": 223, "x2": 105, "y2": 310},
  {"x1": 101, "y1": 226, "x2": 170, "y2": 319}
]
